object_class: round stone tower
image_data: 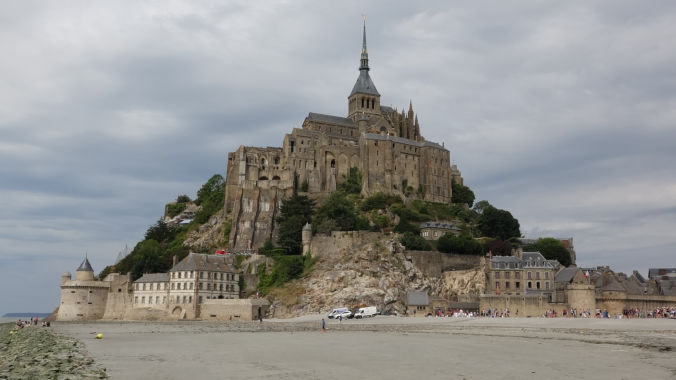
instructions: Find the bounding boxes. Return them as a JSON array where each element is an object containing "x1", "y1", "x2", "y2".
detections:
[
  {"x1": 75, "y1": 257, "x2": 95, "y2": 281},
  {"x1": 302, "y1": 222, "x2": 312, "y2": 255},
  {"x1": 57, "y1": 257, "x2": 110, "y2": 321}
]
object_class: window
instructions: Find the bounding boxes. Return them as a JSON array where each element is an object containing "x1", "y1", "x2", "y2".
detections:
[
  {"x1": 546, "y1": 282, "x2": 550, "y2": 290},
  {"x1": 148, "y1": 297, "x2": 152, "y2": 304},
  {"x1": 182, "y1": 296, "x2": 186, "y2": 304},
  {"x1": 141, "y1": 296, "x2": 145, "y2": 304},
  {"x1": 189, "y1": 296, "x2": 192, "y2": 303},
  {"x1": 178, "y1": 272, "x2": 182, "y2": 279},
  {"x1": 505, "y1": 272, "x2": 511, "y2": 279},
  {"x1": 495, "y1": 272, "x2": 500, "y2": 279},
  {"x1": 528, "y1": 281, "x2": 532, "y2": 289},
  {"x1": 545, "y1": 272, "x2": 549, "y2": 279},
  {"x1": 505, "y1": 282, "x2": 510, "y2": 289},
  {"x1": 207, "y1": 283, "x2": 211, "y2": 290},
  {"x1": 200, "y1": 272, "x2": 204, "y2": 279},
  {"x1": 495, "y1": 281, "x2": 500, "y2": 289},
  {"x1": 162, "y1": 296, "x2": 166, "y2": 304},
  {"x1": 190, "y1": 283, "x2": 193, "y2": 290},
  {"x1": 527, "y1": 272, "x2": 532, "y2": 279},
  {"x1": 135, "y1": 284, "x2": 139, "y2": 291},
  {"x1": 536, "y1": 282, "x2": 541, "y2": 289},
  {"x1": 135, "y1": 296, "x2": 138, "y2": 304},
  {"x1": 190, "y1": 271, "x2": 194, "y2": 279},
  {"x1": 199, "y1": 296, "x2": 203, "y2": 304},
  {"x1": 176, "y1": 296, "x2": 180, "y2": 303},
  {"x1": 142, "y1": 283, "x2": 146, "y2": 291},
  {"x1": 516, "y1": 282, "x2": 520, "y2": 289},
  {"x1": 536, "y1": 272, "x2": 540, "y2": 280},
  {"x1": 515, "y1": 272, "x2": 520, "y2": 279},
  {"x1": 171, "y1": 283, "x2": 175, "y2": 290},
  {"x1": 220, "y1": 273, "x2": 224, "y2": 280},
  {"x1": 199, "y1": 283, "x2": 203, "y2": 290}
]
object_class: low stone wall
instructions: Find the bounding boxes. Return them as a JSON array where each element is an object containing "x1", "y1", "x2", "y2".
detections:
[
  {"x1": 201, "y1": 299, "x2": 270, "y2": 321},
  {"x1": 480, "y1": 295, "x2": 559, "y2": 317},
  {"x1": 310, "y1": 231, "x2": 388, "y2": 258}
]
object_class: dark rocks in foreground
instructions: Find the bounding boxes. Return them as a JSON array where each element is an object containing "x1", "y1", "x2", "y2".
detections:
[{"x1": 0, "y1": 323, "x2": 107, "y2": 379}]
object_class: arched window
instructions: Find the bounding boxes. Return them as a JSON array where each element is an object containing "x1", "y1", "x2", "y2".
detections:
[
  {"x1": 272, "y1": 175, "x2": 281, "y2": 180},
  {"x1": 259, "y1": 176, "x2": 269, "y2": 180},
  {"x1": 274, "y1": 157, "x2": 279, "y2": 165}
]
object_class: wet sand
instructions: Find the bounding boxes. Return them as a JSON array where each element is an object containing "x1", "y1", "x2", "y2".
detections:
[{"x1": 54, "y1": 316, "x2": 676, "y2": 379}]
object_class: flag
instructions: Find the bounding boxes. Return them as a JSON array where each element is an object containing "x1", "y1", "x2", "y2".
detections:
[{"x1": 584, "y1": 270, "x2": 589, "y2": 278}]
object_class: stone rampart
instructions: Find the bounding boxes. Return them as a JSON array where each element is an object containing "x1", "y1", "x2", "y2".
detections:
[
  {"x1": 480, "y1": 295, "x2": 558, "y2": 317},
  {"x1": 201, "y1": 299, "x2": 270, "y2": 321},
  {"x1": 406, "y1": 251, "x2": 481, "y2": 278}
]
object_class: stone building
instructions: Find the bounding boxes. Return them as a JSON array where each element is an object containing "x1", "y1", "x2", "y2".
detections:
[
  {"x1": 419, "y1": 221, "x2": 462, "y2": 240},
  {"x1": 57, "y1": 254, "x2": 252, "y2": 321},
  {"x1": 224, "y1": 21, "x2": 463, "y2": 250},
  {"x1": 487, "y1": 251, "x2": 558, "y2": 299},
  {"x1": 133, "y1": 273, "x2": 169, "y2": 309}
]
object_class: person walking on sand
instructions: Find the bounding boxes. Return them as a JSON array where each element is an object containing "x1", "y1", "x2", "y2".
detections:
[{"x1": 321, "y1": 318, "x2": 326, "y2": 332}]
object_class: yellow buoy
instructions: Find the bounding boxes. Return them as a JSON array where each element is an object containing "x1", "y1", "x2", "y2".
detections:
[
  {"x1": 9, "y1": 331, "x2": 15, "y2": 335},
  {"x1": 96, "y1": 333, "x2": 103, "y2": 339}
]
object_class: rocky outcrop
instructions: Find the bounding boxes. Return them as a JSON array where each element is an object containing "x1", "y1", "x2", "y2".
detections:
[
  {"x1": 182, "y1": 212, "x2": 228, "y2": 251},
  {"x1": 268, "y1": 232, "x2": 487, "y2": 318}
]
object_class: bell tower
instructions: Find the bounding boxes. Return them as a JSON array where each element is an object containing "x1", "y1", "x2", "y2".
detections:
[{"x1": 348, "y1": 16, "x2": 381, "y2": 121}]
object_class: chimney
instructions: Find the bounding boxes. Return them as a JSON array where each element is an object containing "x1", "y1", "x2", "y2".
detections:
[{"x1": 172, "y1": 255, "x2": 178, "y2": 267}]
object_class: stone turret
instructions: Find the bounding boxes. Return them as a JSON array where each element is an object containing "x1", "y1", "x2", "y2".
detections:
[
  {"x1": 75, "y1": 257, "x2": 95, "y2": 281},
  {"x1": 61, "y1": 272, "x2": 72, "y2": 285},
  {"x1": 302, "y1": 222, "x2": 312, "y2": 255}
]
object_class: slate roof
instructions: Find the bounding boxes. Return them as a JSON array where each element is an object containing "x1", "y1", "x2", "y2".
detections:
[
  {"x1": 380, "y1": 105, "x2": 394, "y2": 114},
  {"x1": 171, "y1": 253, "x2": 235, "y2": 273},
  {"x1": 307, "y1": 112, "x2": 355, "y2": 127},
  {"x1": 407, "y1": 291, "x2": 429, "y2": 306},
  {"x1": 554, "y1": 267, "x2": 579, "y2": 284},
  {"x1": 364, "y1": 133, "x2": 447, "y2": 151},
  {"x1": 77, "y1": 257, "x2": 93, "y2": 272},
  {"x1": 419, "y1": 221, "x2": 461, "y2": 231},
  {"x1": 135, "y1": 273, "x2": 169, "y2": 283},
  {"x1": 349, "y1": 70, "x2": 380, "y2": 97}
]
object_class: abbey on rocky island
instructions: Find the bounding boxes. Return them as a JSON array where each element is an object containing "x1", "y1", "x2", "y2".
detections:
[{"x1": 225, "y1": 21, "x2": 463, "y2": 250}]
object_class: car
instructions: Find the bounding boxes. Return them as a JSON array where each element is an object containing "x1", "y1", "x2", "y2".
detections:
[
  {"x1": 354, "y1": 306, "x2": 378, "y2": 318},
  {"x1": 327, "y1": 307, "x2": 351, "y2": 319}
]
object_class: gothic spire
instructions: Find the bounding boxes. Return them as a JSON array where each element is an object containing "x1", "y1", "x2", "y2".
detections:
[{"x1": 360, "y1": 15, "x2": 369, "y2": 71}]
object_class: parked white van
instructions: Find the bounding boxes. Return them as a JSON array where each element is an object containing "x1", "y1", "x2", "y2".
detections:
[
  {"x1": 328, "y1": 307, "x2": 351, "y2": 319},
  {"x1": 354, "y1": 306, "x2": 378, "y2": 318}
]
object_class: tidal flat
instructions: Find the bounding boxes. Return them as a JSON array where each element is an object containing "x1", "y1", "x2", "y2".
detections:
[{"x1": 49, "y1": 316, "x2": 676, "y2": 380}]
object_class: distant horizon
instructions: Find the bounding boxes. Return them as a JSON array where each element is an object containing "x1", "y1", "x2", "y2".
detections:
[{"x1": 2, "y1": 312, "x2": 52, "y2": 318}]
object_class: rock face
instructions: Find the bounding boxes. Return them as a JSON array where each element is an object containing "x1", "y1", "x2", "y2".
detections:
[
  {"x1": 269, "y1": 231, "x2": 487, "y2": 318},
  {"x1": 182, "y1": 212, "x2": 228, "y2": 251}
]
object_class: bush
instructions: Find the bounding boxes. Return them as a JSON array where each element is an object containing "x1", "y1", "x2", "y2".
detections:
[
  {"x1": 523, "y1": 238, "x2": 572, "y2": 266},
  {"x1": 338, "y1": 167, "x2": 362, "y2": 194},
  {"x1": 314, "y1": 191, "x2": 367, "y2": 233},
  {"x1": 451, "y1": 183, "x2": 475, "y2": 207},
  {"x1": 257, "y1": 255, "x2": 306, "y2": 294},
  {"x1": 166, "y1": 202, "x2": 186, "y2": 218},
  {"x1": 176, "y1": 194, "x2": 191, "y2": 203},
  {"x1": 361, "y1": 193, "x2": 402, "y2": 211},
  {"x1": 437, "y1": 233, "x2": 483, "y2": 255},
  {"x1": 400, "y1": 232, "x2": 432, "y2": 251}
]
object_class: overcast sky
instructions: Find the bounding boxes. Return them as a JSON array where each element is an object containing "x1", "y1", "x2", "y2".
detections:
[{"x1": 2, "y1": 1, "x2": 675, "y2": 315}]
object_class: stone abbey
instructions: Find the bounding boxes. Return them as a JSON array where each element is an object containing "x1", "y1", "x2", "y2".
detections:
[{"x1": 225, "y1": 22, "x2": 463, "y2": 250}]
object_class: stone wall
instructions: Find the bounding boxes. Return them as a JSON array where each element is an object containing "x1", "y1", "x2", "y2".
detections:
[
  {"x1": 57, "y1": 281, "x2": 110, "y2": 321},
  {"x1": 480, "y1": 295, "x2": 557, "y2": 317},
  {"x1": 201, "y1": 299, "x2": 270, "y2": 321}
]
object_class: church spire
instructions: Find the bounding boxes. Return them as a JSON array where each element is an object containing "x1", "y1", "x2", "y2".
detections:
[{"x1": 360, "y1": 15, "x2": 369, "y2": 71}]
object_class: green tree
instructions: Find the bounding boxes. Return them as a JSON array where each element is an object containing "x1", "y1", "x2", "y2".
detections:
[
  {"x1": 400, "y1": 232, "x2": 432, "y2": 251},
  {"x1": 131, "y1": 240, "x2": 163, "y2": 279},
  {"x1": 144, "y1": 219, "x2": 174, "y2": 243},
  {"x1": 338, "y1": 167, "x2": 362, "y2": 194},
  {"x1": 484, "y1": 239, "x2": 512, "y2": 256},
  {"x1": 277, "y1": 193, "x2": 314, "y2": 254},
  {"x1": 523, "y1": 238, "x2": 572, "y2": 266},
  {"x1": 361, "y1": 192, "x2": 402, "y2": 211},
  {"x1": 194, "y1": 174, "x2": 225, "y2": 223},
  {"x1": 176, "y1": 194, "x2": 191, "y2": 203},
  {"x1": 437, "y1": 233, "x2": 483, "y2": 255},
  {"x1": 314, "y1": 191, "x2": 368, "y2": 233},
  {"x1": 472, "y1": 200, "x2": 491, "y2": 214},
  {"x1": 478, "y1": 206, "x2": 520, "y2": 240},
  {"x1": 451, "y1": 183, "x2": 475, "y2": 207}
]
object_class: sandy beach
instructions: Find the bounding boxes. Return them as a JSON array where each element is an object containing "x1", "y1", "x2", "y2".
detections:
[{"x1": 50, "y1": 316, "x2": 676, "y2": 380}]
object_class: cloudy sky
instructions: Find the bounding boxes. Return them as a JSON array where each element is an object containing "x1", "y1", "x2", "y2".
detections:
[{"x1": 1, "y1": 0, "x2": 675, "y2": 315}]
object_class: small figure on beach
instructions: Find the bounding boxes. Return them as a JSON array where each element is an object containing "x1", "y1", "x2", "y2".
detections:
[{"x1": 321, "y1": 318, "x2": 326, "y2": 332}]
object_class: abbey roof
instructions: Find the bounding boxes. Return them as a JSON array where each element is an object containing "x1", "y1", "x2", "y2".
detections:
[
  {"x1": 171, "y1": 253, "x2": 235, "y2": 273},
  {"x1": 307, "y1": 112, "x2": 354, "y2": 127},
  {"x1": 349, "y1": 70, "x2": 380, "y2": 97}
]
